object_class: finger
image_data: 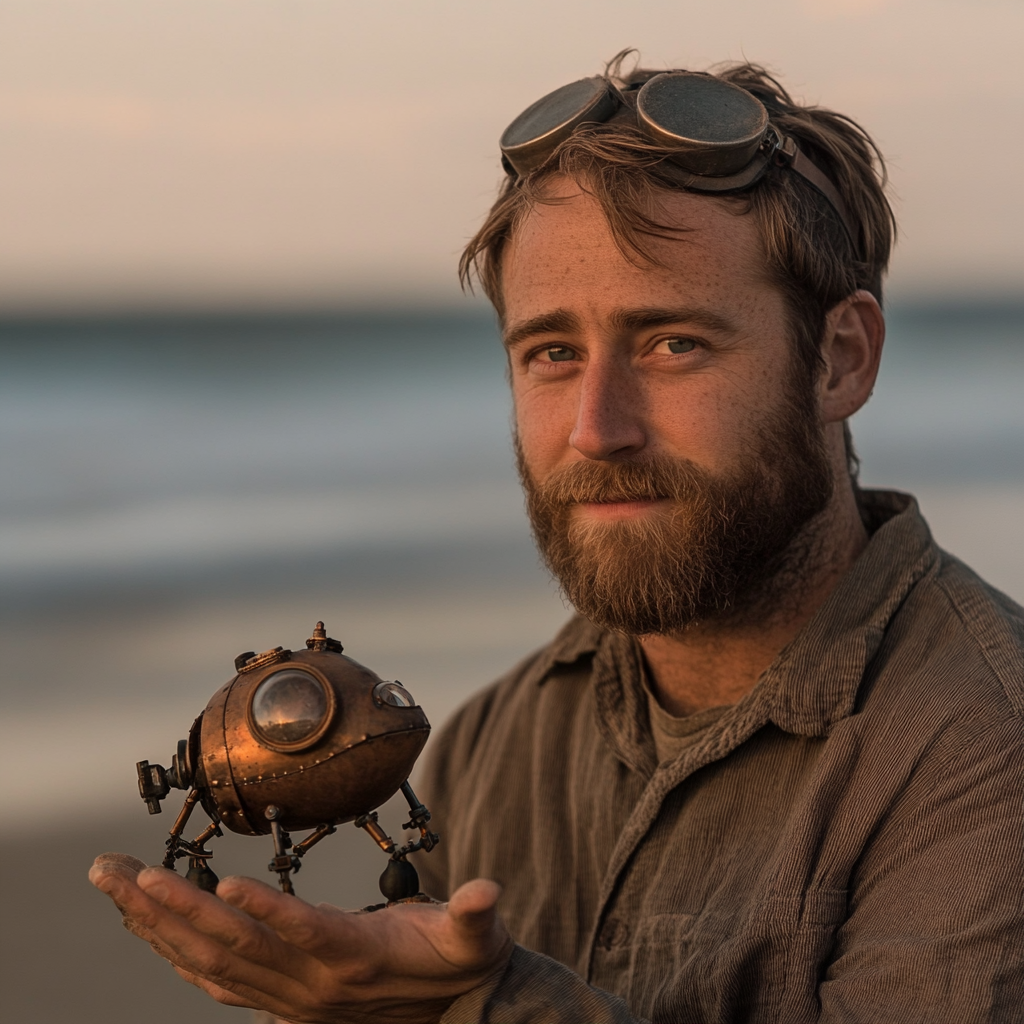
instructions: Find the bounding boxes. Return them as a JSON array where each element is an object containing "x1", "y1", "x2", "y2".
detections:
[
  {"x1": 93, "y1": 862, "x2": 199, "y2": 961},
  {"x1": 173, "y1": 964, "x2": 258, "y2": 1008},
  {"x1": 94, "y1": 862, "x2": 200, "y2": 967},
  {"x1": 93, "y1": 851, "x2": 148, "y2": 875},
  {"x1": 123, "y1": 913, "x2": 173, "y2": 956},
  {"x1": 90, "y1": 858, "x2": 167, "y2": 934},
  {"x1": 94, "y1": 863, "x2": 297, "y2": 1004},
  {"x1": 135, "y1": 868, "x2": 305, "y2": 982},
  {"x1": 139, "y1": 921, "x2": 241, "y2": 986},
  {"x1": 217, "y1": 875, "x2": 363, "y2": 957},
  {"x1": 138, "y1": 867, "x2": 284, "y2": 944},
  {"x1": 90, "y1": 853, "x2": 147, "y2": 905},
  {"x1": 175, "y1": 958, "x2": 314, "y2": 1022}
]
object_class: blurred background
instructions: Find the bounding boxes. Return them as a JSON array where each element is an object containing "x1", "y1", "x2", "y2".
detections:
[{"x1": 2, "y1": 1, "x2": 1022, "y2": 1020}]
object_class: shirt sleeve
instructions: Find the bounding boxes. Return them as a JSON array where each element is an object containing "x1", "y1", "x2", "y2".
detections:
[
  {"x1": 820, "y1": 717, "x2": 1024, "y2": 1023},
  {"x1": 411, "y1": 677, "x2": 507, "y2": 901},
  {"x1": 417, "y1": 667, "x2": 646, "y2": 1024},
  {"x1": 442, "y1": 946, "x2": 647, "y2": 1024}
]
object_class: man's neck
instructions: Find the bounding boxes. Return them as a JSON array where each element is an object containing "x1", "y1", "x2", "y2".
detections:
[{"x1": 639, "y1": 481, "x2": 869, "y2": 718}]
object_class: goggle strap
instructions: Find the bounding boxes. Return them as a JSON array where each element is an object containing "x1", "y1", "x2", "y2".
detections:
[{"x1": 779, "y1": 138, "x2": 858, "y2": 254}]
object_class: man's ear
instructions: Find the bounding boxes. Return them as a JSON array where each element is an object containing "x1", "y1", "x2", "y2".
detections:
[{"x1": 817, "y1": 290, "x2": 885, "y2": 424}]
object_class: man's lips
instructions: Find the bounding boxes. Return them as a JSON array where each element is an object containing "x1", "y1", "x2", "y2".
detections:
[{"x1": 573, "y1": 498, "x2": 668, "y2": 519}]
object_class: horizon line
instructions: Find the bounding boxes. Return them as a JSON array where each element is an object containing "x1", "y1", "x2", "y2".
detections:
[{"x1": 0, "y1": 293, "x2": 1023, "y2": 327}]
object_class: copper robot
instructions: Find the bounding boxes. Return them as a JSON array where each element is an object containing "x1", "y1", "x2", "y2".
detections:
[{"x1": 136, "y1": 622, "x2": 439, "y2": 906}]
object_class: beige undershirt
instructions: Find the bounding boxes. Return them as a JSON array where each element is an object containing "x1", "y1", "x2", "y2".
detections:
[
  {"x1": 646, "y1": 695, "x2": 730, "y2": 764},
  {"x1": 640, "y1": 659, "x2": 731, "y2": 764}
]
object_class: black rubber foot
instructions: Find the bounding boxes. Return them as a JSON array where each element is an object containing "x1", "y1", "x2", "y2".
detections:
[
  {"x1": 379, "y1": 857, "x2": 419, "y2": 902},
  {"x1": 186, "y1": 858, "x2": 220, "y2": 893}
]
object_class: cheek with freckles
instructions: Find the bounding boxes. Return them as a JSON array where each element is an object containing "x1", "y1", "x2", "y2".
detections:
[
  {"x1": 514, "y1": 394, "x2": 578, "y2": 482},
  {"x1": 514, "y1": 363, "x2": 787, "y2": 487}
]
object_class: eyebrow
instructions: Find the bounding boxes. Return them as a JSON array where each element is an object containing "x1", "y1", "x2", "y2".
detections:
[
  {"x1": 502, "y1": 305, "x2": 741, "y2": 350},
  {"x1": 502, "y1": 310, "x2": 582, "y2": 350},
  {"x1": 611, "y1": 306, "x2": 741, "y2": 335}
]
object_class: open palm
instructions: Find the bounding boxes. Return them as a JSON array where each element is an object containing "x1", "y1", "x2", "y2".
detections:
[{"x1": 90, "y1": 853, "x2": 513, "y2": 1023}]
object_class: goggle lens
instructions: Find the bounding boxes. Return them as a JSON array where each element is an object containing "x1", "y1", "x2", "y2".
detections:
[
  {"x1": 500, "y1": 77, "x2": 616, "y2": 175},
  {"x1": 635, "y1": 73, "x2": 769, "y2": 177}
]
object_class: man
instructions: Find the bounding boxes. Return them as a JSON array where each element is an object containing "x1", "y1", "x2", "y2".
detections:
[{"x1": 92, "y1": 58, "x2": 1024, "y2": 1023}]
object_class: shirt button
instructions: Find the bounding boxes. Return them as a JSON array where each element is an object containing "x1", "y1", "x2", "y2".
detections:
[{"x1": 598, "y1": 917, "x2": 631, "y2": 950}]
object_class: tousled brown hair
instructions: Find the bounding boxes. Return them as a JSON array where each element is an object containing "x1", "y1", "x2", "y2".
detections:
[{"x1": 459, "y1": 55, "x2": 897, "y2": 476}]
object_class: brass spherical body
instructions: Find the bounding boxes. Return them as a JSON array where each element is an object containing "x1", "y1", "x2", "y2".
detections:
[{"x1": 193, "y1": 649, "x2": 430, "y2": 836}]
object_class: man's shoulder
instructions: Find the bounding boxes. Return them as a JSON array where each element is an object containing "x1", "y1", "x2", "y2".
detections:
[
  {"x1": 934, "y1": 549, "x2": 1024, "y2": 712},
  {"x1": 873, "y1": 546, "x2": 1024, "y2": 725}
]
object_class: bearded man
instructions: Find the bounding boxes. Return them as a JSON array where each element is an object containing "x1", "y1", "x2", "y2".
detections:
[{"x1": 91, "y1": 58, "x2": 1024, "y2": 1024}]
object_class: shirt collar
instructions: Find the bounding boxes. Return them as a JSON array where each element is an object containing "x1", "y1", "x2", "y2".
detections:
[
  {"x1": 763, "y1": 489, "x2": 937, "y2": 735},
  {"x1": 525, "y1": 615, "x2": 604, "y2": 687}
]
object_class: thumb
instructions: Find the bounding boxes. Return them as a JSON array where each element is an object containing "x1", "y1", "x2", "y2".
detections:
[{"x1": 446, "y1": 878, "x2": 503, "y2": 945}]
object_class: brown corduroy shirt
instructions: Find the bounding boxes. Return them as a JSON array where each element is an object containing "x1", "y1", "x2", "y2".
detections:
[{"x1": 415, "y1": 492, "x2": 1024, "y2": 1024}]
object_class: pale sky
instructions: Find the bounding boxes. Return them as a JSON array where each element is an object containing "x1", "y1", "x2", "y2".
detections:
[{"x1": 0, "y1": 0, "x2": 1021, "y2": 312}]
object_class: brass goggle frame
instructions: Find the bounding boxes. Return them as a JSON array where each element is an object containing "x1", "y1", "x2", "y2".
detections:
[{"x1": 499, "y1": 72, "x2": 856, "y2": 248}]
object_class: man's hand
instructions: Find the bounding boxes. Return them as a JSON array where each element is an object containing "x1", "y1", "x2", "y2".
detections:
[{"x1": 89, "y1": 853, "x2": 514, "y2": 1024}]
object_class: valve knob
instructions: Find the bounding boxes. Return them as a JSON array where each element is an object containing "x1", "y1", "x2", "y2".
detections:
[{"x1": 306, "y1": 620, "x2": 343, "y2": 653}]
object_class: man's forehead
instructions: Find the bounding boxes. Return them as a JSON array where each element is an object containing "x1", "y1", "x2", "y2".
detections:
[{"x1": 500, "y1": 185, "x2": 774, "y2": 331}]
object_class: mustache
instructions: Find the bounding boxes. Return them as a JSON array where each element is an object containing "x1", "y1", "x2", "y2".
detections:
[{"x1": 528, "y1": 456, "x2": 715, "y2": 508}]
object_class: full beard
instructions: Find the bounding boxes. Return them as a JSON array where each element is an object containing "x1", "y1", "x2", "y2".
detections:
[{"x1": 518, "y1": 384, "x2": 835, "y2": 636}]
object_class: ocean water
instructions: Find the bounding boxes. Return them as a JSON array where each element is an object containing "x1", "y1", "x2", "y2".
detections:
[{"x1": 1, "y1": 304, "x2": 1023, "y2": 829}]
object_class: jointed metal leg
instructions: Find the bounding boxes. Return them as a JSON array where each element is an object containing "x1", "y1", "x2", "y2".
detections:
[
  {"x1": 292, "y1": 822, "x2": 338, "y2": 858},
  {"x1": 162, "y1": 789, "x2": 201, "y2": 868},
  {"x1": 265, "y1": 805, "x2": 300, "y2": 895},
  {"x1": 355, "y1": 810, "x2": 397, "y2": 856},
  {"x1": 261, "y1": 813, "x2": 342, "y2": 897},
  {"x1": 161, "y1": 789, "x2": 223, "y2": 891},
  {"x1": 354, "y1": 780, "x2": 441, "y2": 904},
  {"x1": 399, "y1": 781, "x2": 439, "y2": 855}
]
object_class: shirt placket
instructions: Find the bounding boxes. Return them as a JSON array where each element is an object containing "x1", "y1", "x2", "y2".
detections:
[{"x1": 581, "y1": 638, "x2": 777, "y2": 983}]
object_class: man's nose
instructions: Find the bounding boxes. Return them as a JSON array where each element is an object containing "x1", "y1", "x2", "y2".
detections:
[{"x1": 568, "y1": 359, "x2": 646, "y2": 460}]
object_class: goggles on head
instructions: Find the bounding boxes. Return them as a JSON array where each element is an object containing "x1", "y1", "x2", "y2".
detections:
[{"x1": 499, "y1": 71, "x2": 857, "y2": 250}]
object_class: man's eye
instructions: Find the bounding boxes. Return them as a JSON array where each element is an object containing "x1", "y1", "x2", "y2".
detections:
[
  {"x1": 662, "y1": 337, "x2": 696, "y2": 354},
  {"x1": 544, "y1": 346, "x2": 576, "y2": 362}
]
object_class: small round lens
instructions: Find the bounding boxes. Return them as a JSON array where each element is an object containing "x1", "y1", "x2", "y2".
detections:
[
  {"x1": 373, "y1": 681, "x2": 417, "y2": 708},
  {"x1": 250, "y1": 669, "x2": 331, "y2": 748}
]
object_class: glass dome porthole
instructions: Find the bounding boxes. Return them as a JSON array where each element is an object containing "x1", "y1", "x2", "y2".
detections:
[{"x1": 248, "y1": 668, "x2": 335, "y2": 752}]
